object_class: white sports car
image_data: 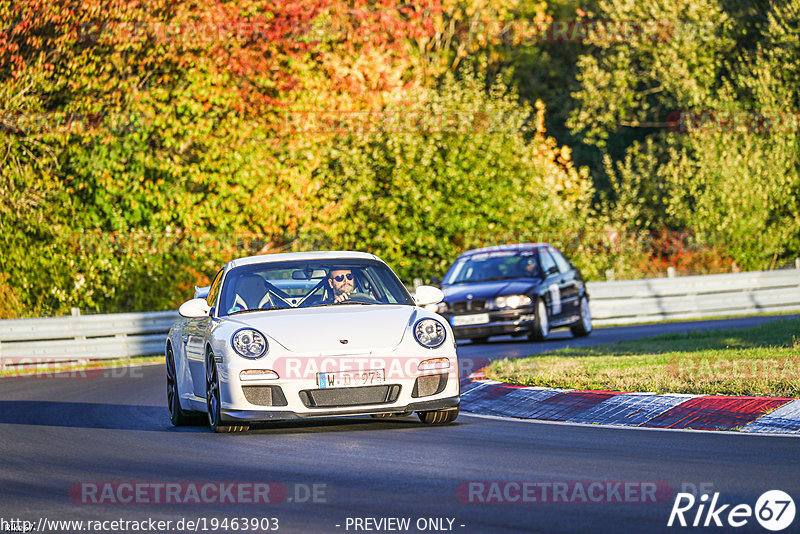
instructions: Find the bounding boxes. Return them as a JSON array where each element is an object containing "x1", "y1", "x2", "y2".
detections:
[{"x1": 166, "y1": 251, "x2": 460, "y2": 432}]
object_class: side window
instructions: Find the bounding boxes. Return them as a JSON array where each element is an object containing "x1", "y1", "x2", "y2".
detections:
[
  {"x1": 550, "y1": 248, "x2": 572, "y2": 273},
  {"x1": 539, "y1": 250, "x2": 557, "y2": 275},
  {"x1": 206, "y1": 269, "x2": 224, "y2": 309}
]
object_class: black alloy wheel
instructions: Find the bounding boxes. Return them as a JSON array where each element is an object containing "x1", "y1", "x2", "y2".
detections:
[{"x1": 205, "y1": 349, "x2": 248, "y2": 433}]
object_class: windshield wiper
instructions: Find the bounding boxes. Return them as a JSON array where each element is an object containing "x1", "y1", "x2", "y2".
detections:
[
  {"x1": 455, "y1": 276, "x2": 518, "y2": 283},
  {"x1": 228, "y1": 307, "x2": 288, "y2": 315},
  {"x1": 305, "y1": 301, "x2": 372, "y2": 308}
]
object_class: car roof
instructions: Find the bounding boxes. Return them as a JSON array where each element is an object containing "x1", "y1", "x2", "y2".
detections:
[
  {"x1": 458, "y1": 243, "x2": 549, "y2": 258},
  {"x1": 225, "y1": 251, "x2": 382, "y2": 270}
]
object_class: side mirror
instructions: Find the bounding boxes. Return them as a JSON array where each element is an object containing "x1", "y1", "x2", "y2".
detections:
[
  {"x1": 179, "y1": 298, "x2": 211, "y2": 318},
  {"x1": 413, "y1": 285, "x2": 445, "y2": 307},
  {"x1": 546, "y1": 266, "x2": 559, "y2": 276}
]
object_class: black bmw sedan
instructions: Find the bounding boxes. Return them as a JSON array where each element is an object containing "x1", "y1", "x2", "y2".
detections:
[{"x1": 436, "y1": 243, "x2": 592, "y2": 343}]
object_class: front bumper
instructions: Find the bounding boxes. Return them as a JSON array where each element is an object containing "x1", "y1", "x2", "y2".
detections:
[
  {"x1": 222, "y1": 396, "x2": 460, "y2": 422},
  {"x1": 443, "y1": 307, "x2": 537, "y2": 339},
  {"x1": 216, "y1": 352, "x2": 461, "y2": 423}
]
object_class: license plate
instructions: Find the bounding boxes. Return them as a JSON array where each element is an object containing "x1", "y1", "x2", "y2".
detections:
[
  {"x1": 317, "y1": 369, "x2": 385, "y2": 388},
  {"x1": 451, "y1": 313, "x2": 490, "y2": 327}
]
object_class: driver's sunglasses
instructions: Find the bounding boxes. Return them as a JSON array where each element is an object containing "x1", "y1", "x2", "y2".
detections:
[{"x1": 333, "y1": 273, "x2": 354, "y2": 282}]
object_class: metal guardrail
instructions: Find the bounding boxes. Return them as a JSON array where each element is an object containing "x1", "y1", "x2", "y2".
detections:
[
  {"x1": 0, "y1": 311, "x2": 179, "y2": 363},
  {"x1": 0, "y1": 269, "x2": 798, "y2": 363},
  {"x1": 588, "y1": 269, "x2": 800, "y2": 325}
]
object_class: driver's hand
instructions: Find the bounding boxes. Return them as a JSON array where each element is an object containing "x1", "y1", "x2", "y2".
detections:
[{"x1": 334, "y1": 292, "x2": 349, "y2": 303}]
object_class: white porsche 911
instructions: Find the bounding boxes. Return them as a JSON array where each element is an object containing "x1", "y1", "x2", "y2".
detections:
[{"x1": 166, "y1": 251, "x2": 460, "y2": 432}]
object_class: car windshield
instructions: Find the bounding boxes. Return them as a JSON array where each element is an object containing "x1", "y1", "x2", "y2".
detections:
[
  {"x1": 442, "y1": 251, "x2": 541, "y2": 284},
  {"x1": 218, "y1": 259, "x2": 414, "y2": 316}
]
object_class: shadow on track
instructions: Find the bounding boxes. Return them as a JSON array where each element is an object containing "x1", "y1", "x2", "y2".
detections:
[
  {"x1": 0, "y1": 400, "x2": 464, "y2": 434},
  {"x1": 0, "y1": 400, "x2": 204, "y2": 432}
]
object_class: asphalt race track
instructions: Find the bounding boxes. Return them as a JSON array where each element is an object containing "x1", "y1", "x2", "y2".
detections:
[{"x1": 1, "y1": 315, "x2": 798, "y2": 534}]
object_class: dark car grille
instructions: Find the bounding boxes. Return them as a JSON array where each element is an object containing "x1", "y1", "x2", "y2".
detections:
[
  {"x1": 411, "y1": 374, "x2": 448, "y2": 398},
  {"x1": 242, "y1": 385, "x2": 288, "y2": 407},
  {"x1": 299, "y1": 385, "x2": 401, "y2": 408},
  {"x1": 450, "y1": 299, "x2": 487, "y2": 313}
]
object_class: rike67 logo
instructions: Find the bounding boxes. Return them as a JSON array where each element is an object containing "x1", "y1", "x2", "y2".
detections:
[{"x1": 668, "y1": 490, "x2": 795, "y2": 531}]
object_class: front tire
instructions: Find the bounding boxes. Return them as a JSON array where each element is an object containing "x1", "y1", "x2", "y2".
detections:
[
  {"x1": 206, "y1": 349, "x2": 248, "y2": 433},
  {"x1": 166, "y1": 344, "x2": 195, "y2": 426},
  {"x1": 528, "y1": 299, "x2": 550, "y2": 341},
  {"x1": 371, "y1": 411, "x2": 412, "y2": 419},
  {"x1": 417, "y1": 407, "x2": 459, "y2": 425},
  {"x1": 570, "y1": 295, "x2": 592, "y2": 338}
]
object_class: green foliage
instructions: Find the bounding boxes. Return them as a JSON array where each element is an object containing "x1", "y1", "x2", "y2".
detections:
[
  {"x1": 569, "y1": 0, "x2": 800, "y2": 272},
  {"x1": 303, "y1": 67, "x2": 596, "y2": 281},
  {"x1": 1, "y1": 0, "x2": 798, "y2": 317}
]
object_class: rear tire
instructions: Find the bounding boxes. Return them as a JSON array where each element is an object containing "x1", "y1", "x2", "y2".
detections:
[
  {"x1": 570, "y1": 295, "x2": 592, "y2": 338},
  {"x1": 417, "y1": 407, "x2": 459, "y2": 425},
  {"x1": 528, "y1": 299, "x2": 550, "y2": 341},
  {"x1": 206, "y1": 349, "x2": 249, "y2": 433}
]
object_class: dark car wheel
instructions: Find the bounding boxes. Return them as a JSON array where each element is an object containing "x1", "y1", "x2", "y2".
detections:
[
  {"x1": 570, "y1": 295, "x2": 593, "y2": 337},
  {"x1": 417, "y1": 407, "x2": 459, "y2": 425},
  {"x1": 166, "y1": 344, "x2": 197, "y2": 426},
  {"x1": 206, "y1": 349, "x2": 248, "y2": 433},
  {"x1": 528, "y1": 299, "x2": 550, "y2": 341}
]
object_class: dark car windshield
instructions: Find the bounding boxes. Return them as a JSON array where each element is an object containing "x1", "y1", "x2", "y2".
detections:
[
  {"x1": 218, "y1": 259, "x2": 414, "y2": 316},
  {"x1": 442, "y1": 251, "x2": 541, "y2": 284}
]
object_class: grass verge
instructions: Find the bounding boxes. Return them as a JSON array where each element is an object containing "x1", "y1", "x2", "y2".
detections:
[{"x1": 486, "y1": 317, "x2": 800, "y2": 397}]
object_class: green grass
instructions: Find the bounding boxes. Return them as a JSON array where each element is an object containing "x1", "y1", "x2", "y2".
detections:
[{"x1": 486, "y1": 318, "x2": 800, "y2": 397}]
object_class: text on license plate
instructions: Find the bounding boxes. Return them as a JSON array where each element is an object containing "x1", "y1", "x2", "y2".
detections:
[
  {"x1": 451, "y1": 313, "x2": 490, "y2": 327},
  {"x1": 317, "y1": 369, "x2": 385, "y2": 388}
]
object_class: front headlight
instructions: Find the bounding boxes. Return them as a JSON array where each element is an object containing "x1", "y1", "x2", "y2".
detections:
[
  {"x1": 494, "y1": 294, "x2": 532, "y2": 309},
  {"x1": 436, "y1": 301, "x2": 448, "y2": 314},
  {"x1": 231, "y1": 328, "x2": 268, "y2": 359},
  {"x1": 414, "y1": 318, "x2": 446, "y2": 348}
]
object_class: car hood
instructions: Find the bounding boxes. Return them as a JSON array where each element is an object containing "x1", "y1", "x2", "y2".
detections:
[
  {"x1": 442, "y1": 279, "x2": 540, "y2": 301},
  {"x1": 225, "y1": 305, "x2": 415, "y2": 353}
]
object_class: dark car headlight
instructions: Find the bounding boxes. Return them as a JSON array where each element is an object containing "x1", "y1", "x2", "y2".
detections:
[
  {"x1": 231, "y1": 328, "x2": 268, "y2": 359},
  {"x1": 414, "y1": 318, "x2": 446, "y2": 348},
  {"x1": 494, "y1": 295, "x2": 532, "y2": 309}
]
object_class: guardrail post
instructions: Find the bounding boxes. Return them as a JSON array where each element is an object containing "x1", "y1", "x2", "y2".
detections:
[
  {"x1": 796, "y1": 257, "x2": 799, "y2": 270},
  {"x1": 667, "y1": 267, "x2": 676, "y2": 278}
]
